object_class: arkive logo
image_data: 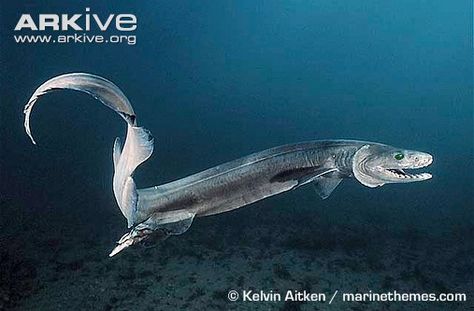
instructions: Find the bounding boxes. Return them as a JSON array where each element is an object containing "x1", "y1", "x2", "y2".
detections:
[
  {"x1": 13, "y1": 8, "x2": 137, "y2": 45},
  {"x1": 14, "y1": 7, "x2": 137, "y2": 31}
]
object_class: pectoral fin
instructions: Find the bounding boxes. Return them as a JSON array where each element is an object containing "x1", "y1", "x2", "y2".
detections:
[
  {"x1": 312, "y1": 177, "x2": 343, "y2": 199},
  {"x1": 296, "y1": 168, "x2": 339, "y2": 187}
]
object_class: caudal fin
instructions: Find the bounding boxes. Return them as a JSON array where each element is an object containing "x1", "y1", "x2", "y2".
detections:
[
  {"x1": 23, "y1": 73, "x2": 154, "y2": 227},
  {"x1": 113, "y1": 125, "x2": 154, "y2": 227},
  {"x1": 24, "y1": 72, "x2": 137, "y2": 144}
]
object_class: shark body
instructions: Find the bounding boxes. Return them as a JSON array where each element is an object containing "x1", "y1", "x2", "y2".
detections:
[{"x1": 23, "y1": 73, "x2": 433, "y2": 256}]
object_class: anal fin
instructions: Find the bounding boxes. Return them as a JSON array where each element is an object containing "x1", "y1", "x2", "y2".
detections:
[
  {"x1": 146, "y1": 210, "x2": 196, "y2": 235},
  {"x1": 109, "y1": 210, "x2": 196, "y2": 257}
]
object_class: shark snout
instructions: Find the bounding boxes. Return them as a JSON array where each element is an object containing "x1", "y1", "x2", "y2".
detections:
[{"x1": 406, "y1": 152, "x2": 433, "y2": 169}]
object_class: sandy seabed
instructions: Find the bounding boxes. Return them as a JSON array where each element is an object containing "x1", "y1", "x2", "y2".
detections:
[{"x1": 1, "y1": 197, "x2": 472, "y2": 311}]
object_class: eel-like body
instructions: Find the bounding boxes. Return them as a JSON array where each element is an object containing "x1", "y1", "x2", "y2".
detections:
[
  {"x1": 136, "y1": 140, "x2": 360, "y2": 221},
  {"x1": 23, "y1": 73, "x2": 433, "y2": 256}
]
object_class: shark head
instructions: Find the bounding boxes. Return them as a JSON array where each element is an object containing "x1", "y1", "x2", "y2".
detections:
[{"x1": 352, "y1": 144, "x2": 433, "y2": 188}]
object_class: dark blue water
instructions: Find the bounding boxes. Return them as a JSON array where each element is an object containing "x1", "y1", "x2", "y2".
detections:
[{"x1": 1, "y1": 1, "x2": 472, "y2": 310}]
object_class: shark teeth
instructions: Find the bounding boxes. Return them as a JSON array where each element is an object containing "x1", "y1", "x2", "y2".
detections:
[
  {"x1": 386, "y1": 169, "x2": 433, "y2": 180},
  {"x1": 386, "y1": 169, "x2": 432, "y2": 180},
  {"x1": 385, "y1": 154, "x2": 433, "y2": 180}
]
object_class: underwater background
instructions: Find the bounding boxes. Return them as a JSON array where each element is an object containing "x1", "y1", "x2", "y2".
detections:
[{"x1": 0, "y1": 1, "x2": 472, "y2": 310}]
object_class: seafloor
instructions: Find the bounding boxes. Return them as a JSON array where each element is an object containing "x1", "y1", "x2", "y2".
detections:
[{"x1": 1, "y1": 192, "x2": 472, "y2": 311}]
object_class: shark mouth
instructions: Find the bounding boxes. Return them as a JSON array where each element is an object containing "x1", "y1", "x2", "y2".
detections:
[
  {"x1": 385, "y1": 158, "x2": 433, "y2": 180},
  {"x1": 386, "y1": 168, "x2": 432, "y2": 180}
]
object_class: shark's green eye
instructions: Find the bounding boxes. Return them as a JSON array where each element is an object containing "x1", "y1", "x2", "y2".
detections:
[{"x1": 394, "y1": 153, "x2": 404, "y2": 160}]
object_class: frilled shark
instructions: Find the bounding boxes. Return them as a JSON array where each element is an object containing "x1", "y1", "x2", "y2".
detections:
[{"x1": 23, "y1": 73, "x2": 433, "y2": 256}]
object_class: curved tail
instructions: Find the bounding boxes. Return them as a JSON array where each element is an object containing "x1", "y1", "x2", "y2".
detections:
[
  {"x1": 23, "y1": 73, "x2": 153, "y2": 228},
  {"x1": 24, "y1": 73, "x2": 137, "y2": 144}
]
